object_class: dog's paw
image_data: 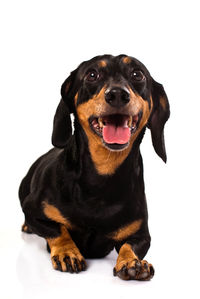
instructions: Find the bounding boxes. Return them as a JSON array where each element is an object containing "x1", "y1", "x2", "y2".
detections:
[
  {"x1": 113, "y1": 258, "x2": 154, "y2": 281},
  {"x1": 51, "y1": 248, "x2": 87, "y2": 273},
  {"x1": 113, "y1": 243, "x2": 154, "y2": 281}
]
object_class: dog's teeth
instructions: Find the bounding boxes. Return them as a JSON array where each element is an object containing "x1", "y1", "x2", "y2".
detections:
[
  {"x1": 98, "y1": 117, "x2": 104, "y2": 128},
  {"x1": 92, "y1": 122, "x2": 98, "y2": 128},
  {"x1": 128, "y1": 116, "x2": 132, "y2": 128}
]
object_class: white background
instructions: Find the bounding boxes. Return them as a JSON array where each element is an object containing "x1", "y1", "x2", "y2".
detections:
[{"x1": 0, "y1": 0, "x2": 200, "y2": 298}]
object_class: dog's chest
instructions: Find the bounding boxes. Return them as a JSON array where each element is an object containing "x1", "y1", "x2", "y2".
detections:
[{"x1": 72, "y1": 193, "x2": 124, "y2": 221}]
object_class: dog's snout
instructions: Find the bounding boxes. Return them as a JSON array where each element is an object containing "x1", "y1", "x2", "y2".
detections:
[{"x1": 105, "y1": 87, "x2": 130, "y2": 108}]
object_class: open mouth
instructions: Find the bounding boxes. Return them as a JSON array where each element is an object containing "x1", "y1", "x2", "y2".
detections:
[{"x1": 89, "y1": 113, "x2": 141, "y2": 151}]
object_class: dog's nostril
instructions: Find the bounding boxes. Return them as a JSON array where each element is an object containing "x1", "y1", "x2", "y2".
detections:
[
  {"x1": 105, "y1": 88, "x2": 130, "y2": 107},
  {"x1": 121, "y1": 90, "x2": 130, "y2": 103},
  {"x1": 105, "y1": 90, "x2": 116, "y2": 103}
]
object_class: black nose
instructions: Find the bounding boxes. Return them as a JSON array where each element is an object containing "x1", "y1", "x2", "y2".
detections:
[{"x1": 105, "y1": 88, "x2": 130, "y2": 108}]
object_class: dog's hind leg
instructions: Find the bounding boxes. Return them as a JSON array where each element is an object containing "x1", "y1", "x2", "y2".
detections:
[{"x1": 21, "y1": 222, "x2": 33, "y2": 234}]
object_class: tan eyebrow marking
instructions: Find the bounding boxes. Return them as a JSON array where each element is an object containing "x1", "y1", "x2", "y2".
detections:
[
  {"x1": 98, "y1": 60, "x2": 107, "y2": 68},
  {"x1": 122, "y1": 56, "x2": 132, "y2": 64}
]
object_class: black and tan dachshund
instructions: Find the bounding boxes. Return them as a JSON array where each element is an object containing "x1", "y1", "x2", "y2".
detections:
[{"x1": 19, "y1": 55, "x2": 170, "y2": 281}]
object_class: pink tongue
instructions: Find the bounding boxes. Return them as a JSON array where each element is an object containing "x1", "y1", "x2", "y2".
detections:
[{"x1": 103, "y1": 124, "x2": 131, "y2": 144}]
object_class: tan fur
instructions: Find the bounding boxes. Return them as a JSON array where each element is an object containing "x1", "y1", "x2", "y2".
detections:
[
  {"x1": 122, "y1": 56, "x2": 132, "y2": 64},
  {"x1": 47, "y1": 225, "x2": 84, "y2": 272},
  {"x1": 22, "y1": 223, "x2": 28, "y2": 232},
  {"x1": 98, "y1": 60, "x2": 107, "y2": 68},
  {"x1": 114, "y1": 243, "x2": 154, "y2": 280},
  {"x1": 43, "y1": 201, "x2": 73, "y2": 230},
  {"x1": 76, "y1": 86, "x2": 152, "y2": 175},
  {"x1": 108, "y1": 219, "x2": 142, "y2": 241},
  {"x1": 74, "y1": 92, "x2": 79, "y2": 106},
  {"x1": 114, "y1": 243, "x2": 138, "y2": 272}
]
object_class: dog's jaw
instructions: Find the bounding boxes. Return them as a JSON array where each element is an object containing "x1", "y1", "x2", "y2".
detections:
[{"x1": 89, "y1": 113, "x2": 141, "y2": 151}]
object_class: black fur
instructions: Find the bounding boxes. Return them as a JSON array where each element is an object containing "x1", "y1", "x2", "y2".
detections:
[{"x1": 19, "y1": 55, "x2": 170, "y2": 273}]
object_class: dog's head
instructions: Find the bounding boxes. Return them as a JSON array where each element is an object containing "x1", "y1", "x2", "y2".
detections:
[{"x1": 52, "y1": 55, "x2": 170, "y2": 173}]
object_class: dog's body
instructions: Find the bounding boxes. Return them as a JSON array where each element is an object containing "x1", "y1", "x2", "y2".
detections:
[{"x1": 19, "y1": 55, "x2": 170, "y2": 280}]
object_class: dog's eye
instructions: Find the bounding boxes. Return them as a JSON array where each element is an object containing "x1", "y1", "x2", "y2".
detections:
[
  {"x1": 131, "y1": 70, "x2": 145, "y2": 82},
  {"x1": 85, "y1": 70, "x2": 100, "y2": 82}
]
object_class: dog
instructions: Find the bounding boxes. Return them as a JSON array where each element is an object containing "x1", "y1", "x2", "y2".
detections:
[{"x1": 19, "y1": 54, "x2": 170, "y2": 280}]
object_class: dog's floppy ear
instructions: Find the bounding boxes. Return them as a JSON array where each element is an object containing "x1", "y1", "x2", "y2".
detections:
[
  {"x1": 52, "y1": 72, "x2": 76, "y2": 148},
  {"x1": 148, "y1": 79, "x2": 170, "y2": 162}
]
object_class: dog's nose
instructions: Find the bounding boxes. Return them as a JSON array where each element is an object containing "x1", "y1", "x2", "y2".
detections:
[{"x1": 105, "y1": 87, "x2": 130, "y2": 108}]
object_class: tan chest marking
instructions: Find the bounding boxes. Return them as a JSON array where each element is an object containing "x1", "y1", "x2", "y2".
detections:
[
  {"x1": 107, "y1": 219, "x2": 142, "y2": 241},
  {"x1": 43, "y1": 201, "x2": 73, "y2": 230}
]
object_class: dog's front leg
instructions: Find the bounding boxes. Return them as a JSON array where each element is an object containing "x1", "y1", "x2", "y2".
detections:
[
  {"x1": 114, "y1": 238, "x2": 154, "y2": 281},
  {"x1": 22, "y1": 197, "x2": 86, "y2": 273},
  {"x1": 47, "y1": 225, "x2": 86, "y2": 273}
]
